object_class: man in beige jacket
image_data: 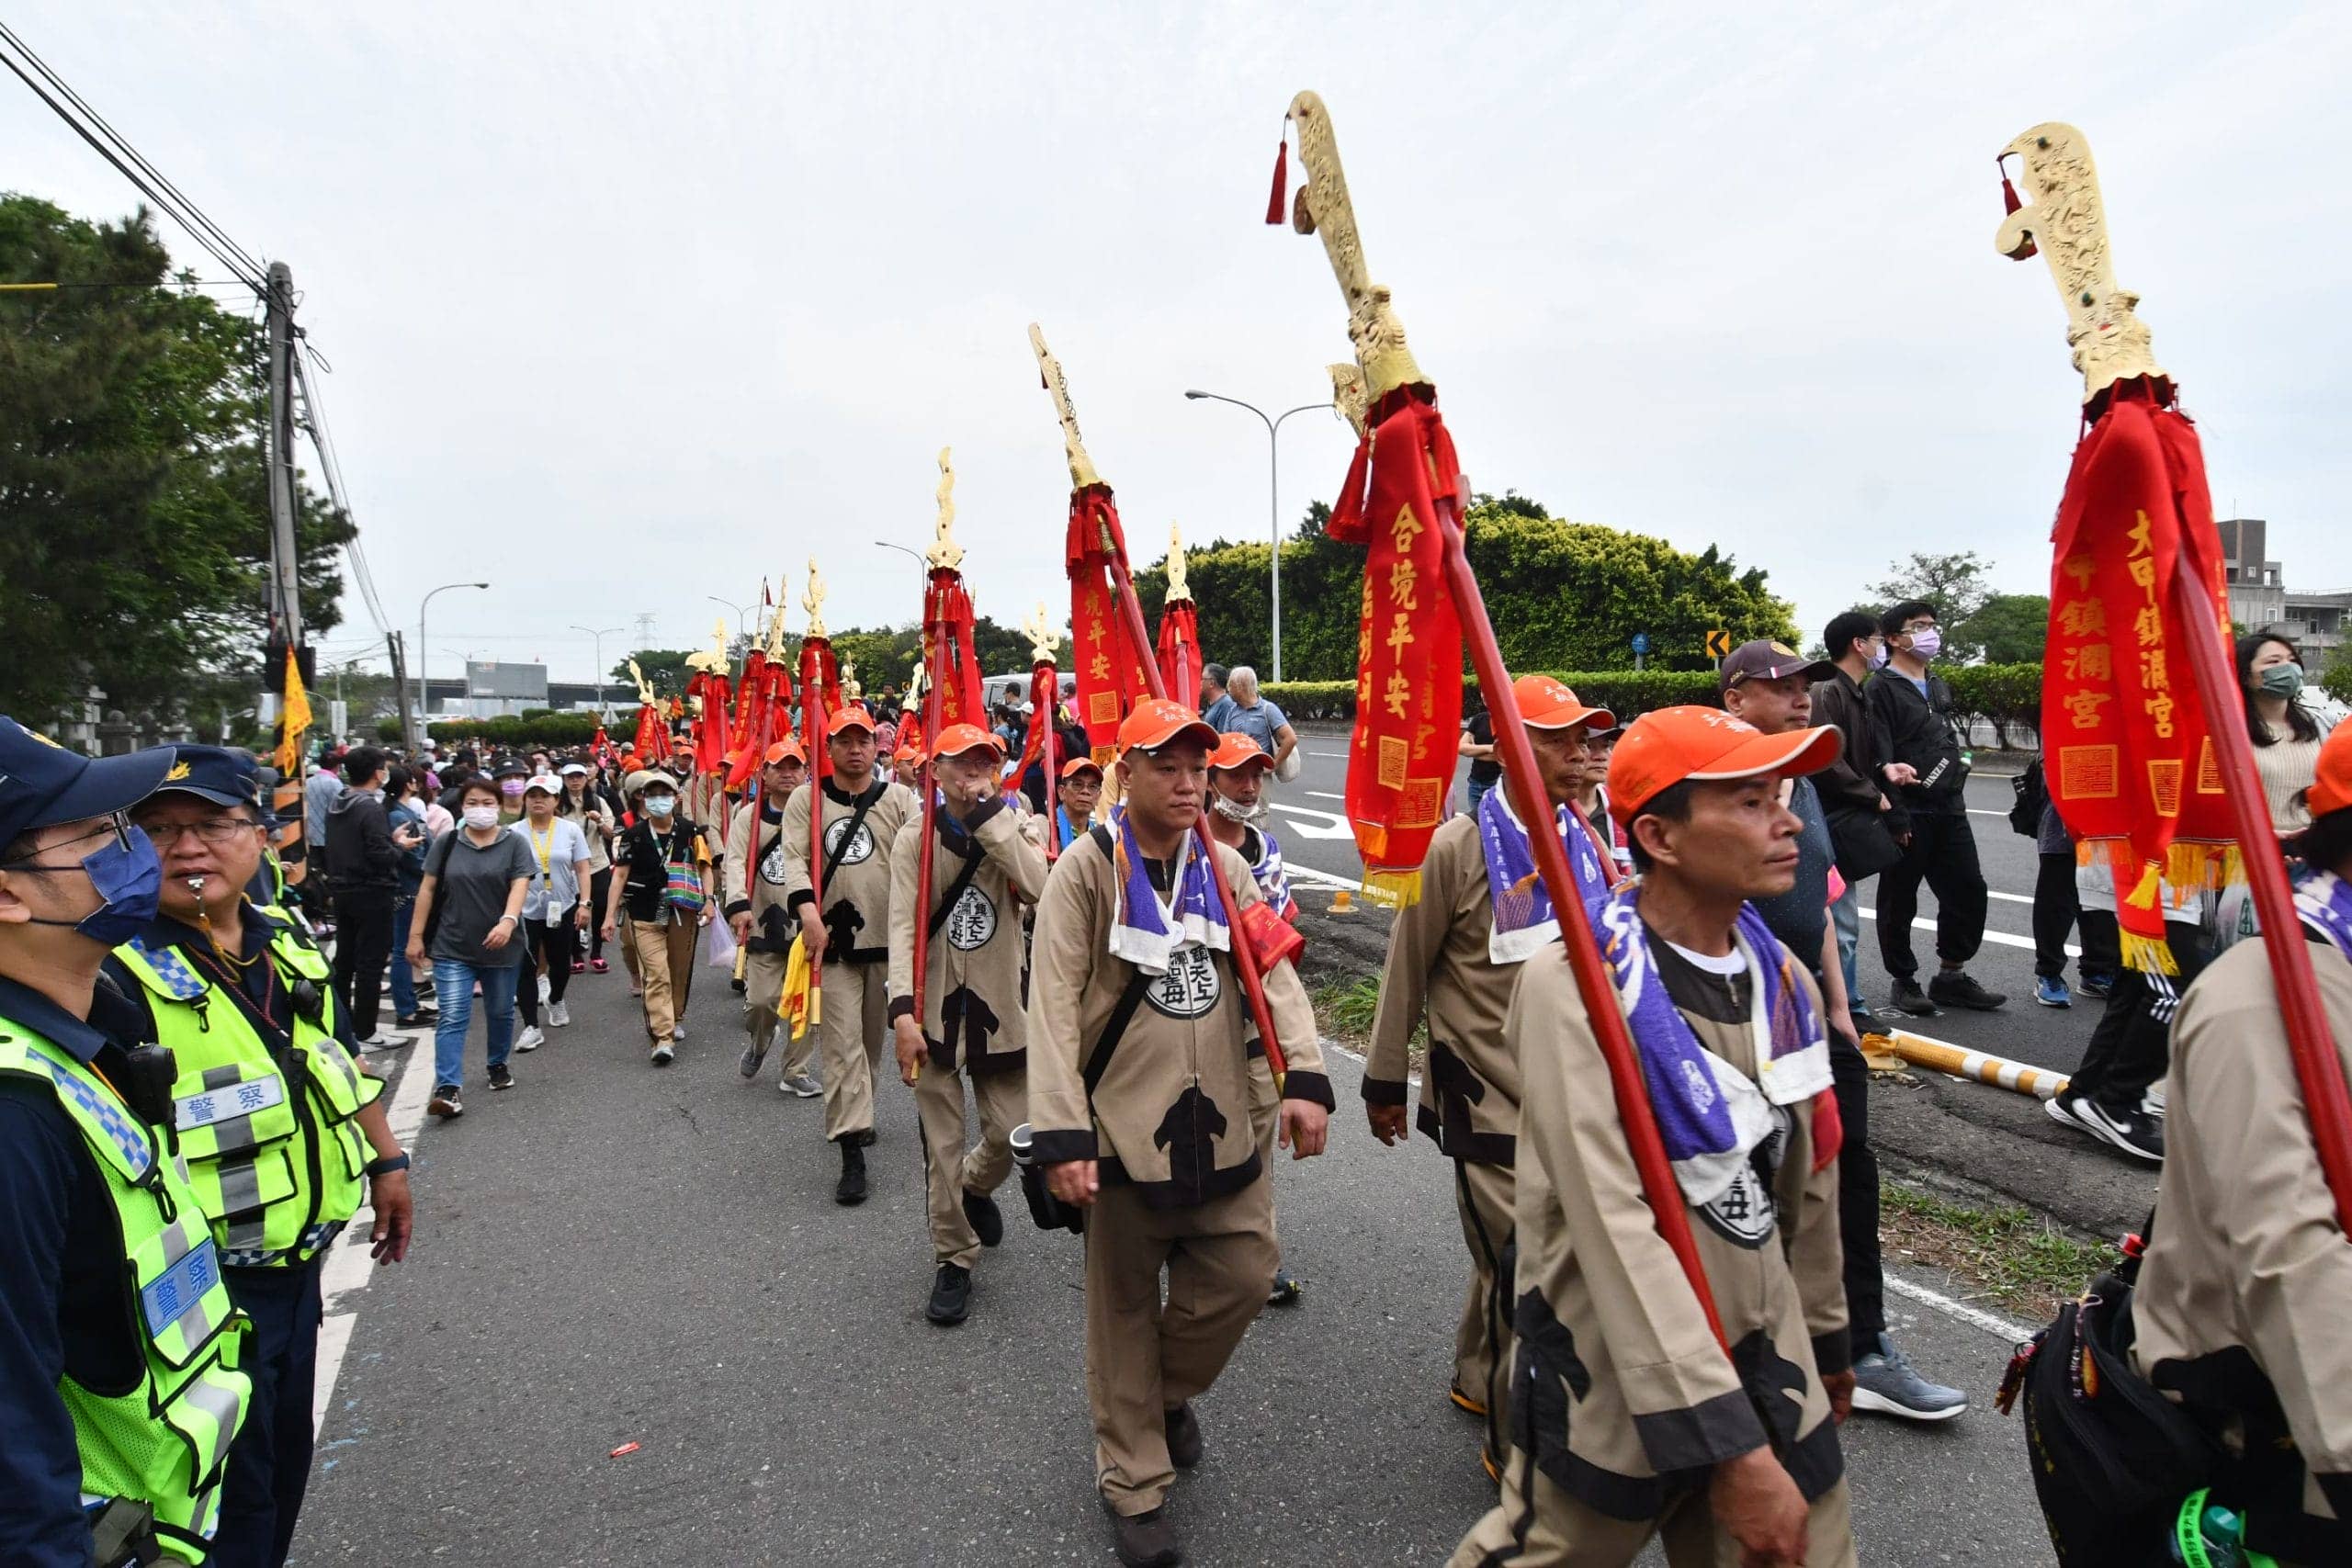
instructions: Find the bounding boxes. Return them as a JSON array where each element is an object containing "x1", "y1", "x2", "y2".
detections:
[
  {"x1": 1029, "y1": 698, "x2": 1334, "y2": 1568},
  {"x1": 886, "y1": 723, "x2": 1047, "y2": 1326},
  {"x1": 1450, "y1": 705, "x2": 1855, "y2": 1568},
  {"x1": 726, "y1": 739, "x2": 820, "y2": 1097}
]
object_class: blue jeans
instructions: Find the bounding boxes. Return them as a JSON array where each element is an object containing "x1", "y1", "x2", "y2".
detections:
[
  {"x1": 1830, "y1": 883, "x2": 1865, "y2": 1015},
  {"x1": 390, "y1": 897, "x2": 419, "y2": 1019},
  {"x1": 1464, "y1": 776, "x2": 1494, "y2": 815},
  {"x1": 431, "y1": 959, "x2": 520, "y2": 1090}
]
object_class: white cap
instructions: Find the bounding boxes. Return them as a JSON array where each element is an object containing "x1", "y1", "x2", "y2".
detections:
[
  {"x1": 525, "y1": 773, "x2": 563, "y2": 795},
  {"x1": 559, "y1": 761, "x2": 590, "y2": 776}
]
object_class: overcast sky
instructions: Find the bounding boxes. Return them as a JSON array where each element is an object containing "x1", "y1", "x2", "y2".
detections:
[{"x1": 9, "y1": 2, "x2": 2347, "y2": 684}]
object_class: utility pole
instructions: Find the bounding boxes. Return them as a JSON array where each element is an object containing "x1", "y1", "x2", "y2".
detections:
[
  {"x1": 388, "y1": 632, "x2": 413, "y2": 749},
  {"x1": 633, "y1": 611, "x2": 658, "y2": 649},
  {"x1": 265, "y1": 262, "x2": 303, "y2": 652}
]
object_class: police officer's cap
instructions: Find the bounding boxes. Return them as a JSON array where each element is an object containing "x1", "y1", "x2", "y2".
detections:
[
  {"x1": 144, "y1": 745, "x2": 266, "y2": 813},
  {"x1": 0, "y1": 716, "x2": 175, "y2": 848}
]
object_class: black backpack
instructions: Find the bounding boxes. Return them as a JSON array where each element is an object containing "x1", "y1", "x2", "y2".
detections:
[{"x1": 2009, "y1": 757, "x2": 2051, "y2": 839}]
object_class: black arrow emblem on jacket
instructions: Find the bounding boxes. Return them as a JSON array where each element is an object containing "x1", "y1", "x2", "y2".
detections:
[{"x1": 1153, "y1": 1085, "x2": 1228, "y2": 1196}]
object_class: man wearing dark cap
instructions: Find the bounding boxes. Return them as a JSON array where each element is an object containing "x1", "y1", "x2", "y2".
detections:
[
  {"x1": 105, "y1": 747, "x2": 414, "y2": 1567},
  {"x1": 0, "y1": 717, "x2": 254, "y2": 1567},
  {"x1": 1721, "y1": 640, "x2": 1965, "y2": 1425}
]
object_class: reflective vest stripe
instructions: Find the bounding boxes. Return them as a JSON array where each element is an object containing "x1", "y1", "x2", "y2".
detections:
[{"x1": 199, "y1": 1062, "x2": 243, "y2": 1092}]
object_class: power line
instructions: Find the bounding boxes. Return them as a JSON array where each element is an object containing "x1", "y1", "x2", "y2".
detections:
[{"x1": 289, "y1": 351, "x2": 391, "y2": 638}]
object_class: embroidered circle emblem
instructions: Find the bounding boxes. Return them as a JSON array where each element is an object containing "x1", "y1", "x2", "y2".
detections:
[
  {"x1": 824, "y1": 817, "x2": 876, "y2": 866},
  {"x1": 760, "y1": 840, "x2": 790, "y2": 886},
  {"x1": 1144, "y1": 943, "x2": 1222, "y2": 1020},
  {"x1": 944, "y1": 886, "x2": 996, "y2": 951}
]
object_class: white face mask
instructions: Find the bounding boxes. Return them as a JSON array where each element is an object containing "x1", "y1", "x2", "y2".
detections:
[
  {"x1": 643, "y1": 795, "x2": 676, "y2": 818},
  {"x1": 462, "y1": 805, "x2": 500, "y2": 830}
]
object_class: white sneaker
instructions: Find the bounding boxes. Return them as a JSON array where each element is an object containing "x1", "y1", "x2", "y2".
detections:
[
  {"x1": 537, "y1": 974, "x2": 552, "y2": 1004},
  {"x1": 515, "y1": 1024, "x2": 546, "y2": 1053},
  {"x1": 671, "y1": 1023, "x2": 685, "y2": 1042},
  {"x1": 548, "y1": 1001, "x2": 571, "y2": 1028}
]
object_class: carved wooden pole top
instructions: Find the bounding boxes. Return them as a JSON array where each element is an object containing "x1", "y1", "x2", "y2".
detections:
[
  {"x1": 1996, "y1": 121, "x2": 2165, "y2": 403},
  {"x1": 1165, "y1": 523, "x2": 1193, "y2": 602},
  {"x1": 1022, "y1": 601, "x2": 1057, "y2": 665},
  {"x1": 1285, "y1": 90, "x2": 1426, "y2": 403},
  {"x1": 802, "y1": 558, "x2": 828, "y2": 640},
  {"x1": 1028, "y1": 322, "x2": 1103, "y2": 491},
  {"x1": 928, "y1": 446, "x2": 966, "y2": 571}
]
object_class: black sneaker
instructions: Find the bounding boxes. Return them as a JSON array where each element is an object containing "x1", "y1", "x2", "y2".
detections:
[
  {"x1": 925, "y1": 1262, "x2": 972, "y2": 1325},
  {"x1": 835, "y1": 1141, "x2": 868, "y2": 1205},
  {"x1": 2078, "y1": 971, "x2": 2119, "y2": 998},
  {"x1": 2047, "y1": 1091, "x2": 2165, "y2": 1162},
  {"x1": 1102, "y1": 1500, "x2": 1182, "y2": 1568},
  {"x1": 428, "y1": 1084, "x2": 463, "y2": 1119},
  {"x1": 1889, "y1": 978, "x2": 1940, "y2": 1017},
  {"x1": 1163, "y1": 1403, "x2": 1203, "y2": 1470},
  {"x1": 963, "y1": 1188, "x2": 1005, "y2": 1248},
  {"x1": 488, "y1": 1062, "x2": 514, "y2": 1091},
  {"x1": 1928, "y1": 970, "x2": 2007, "y2": 1011},
  {"x1": 1267, "y1": 1267, "x2": 1304, "y2": 1306}
]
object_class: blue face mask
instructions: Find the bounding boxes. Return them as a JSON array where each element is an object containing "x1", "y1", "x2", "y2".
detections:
[{"x1": 9, "y1": 819, "x2": 164, "y2": 945}]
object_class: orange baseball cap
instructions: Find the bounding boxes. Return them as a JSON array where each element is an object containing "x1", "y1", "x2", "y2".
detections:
[
  {"x1": 1116, "y1": 697, "x2": 1218, "y2": 757},
  {"x1": 762, "y1": 739, "x2": 806, "y2": 765},
  {"x1": 1059, "y1": 755, "x2": 1103, "y2": 779},
  {"x1": 1606, "y1": 705, "x2": 1842, "y2": 825},
  {"x1": 1512, "y1": 673, "x2": 1615, "y2": 732},
  {"x1": 825, "y1": 705, "x2": 876, "y2": 737},
  {"x1": 2309, "y1": 724, "x2": 2352, "y2": 817},
  {"x1": 1209, "y1": 732, "x2": 1273, "y2": 772},
  {"x1": 931, "y1": 722, "x2": 1002, "y2": 761}
]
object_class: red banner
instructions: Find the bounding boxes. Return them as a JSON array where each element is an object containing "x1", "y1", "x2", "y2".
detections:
[
  {"x1": 630, "y1": 702, "x2": 669, "y2": 763},
  {"x1": 1156, "y1": 597, "x2": 1202, "y2": 713},
  {"x1": 1326, "y1": 393, "x2": 1465, "y2": 903},
  {"x1": 730, "y1": 649, "x2": 767, "y2": 755},
  {"x1": 2041, "y1": 382, "x2": 2235, "y2": 971},
  {"x1": 685, "y1": 671, "x2": 731, "y2": 775},
  {"x1": 1008, "y1": 661, "x2": 1062, "y2": 788},
  {"x1": 797, "y1": 638, "x2": 842, "y2": 779},
  {"x1": 1067, "y1": 488, "x2": 1154, "y2": 762},
  {"x1": 923, "y1": 570, "x2": 987, "y2": 731}
]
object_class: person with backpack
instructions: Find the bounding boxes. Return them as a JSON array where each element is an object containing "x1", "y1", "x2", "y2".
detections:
[
  {"x1": 600, "y1": 771, "x2": 718, "y2": 1067},
  {"x1": 407, "y1": 776, "x2": 534, "y2": 1120}
]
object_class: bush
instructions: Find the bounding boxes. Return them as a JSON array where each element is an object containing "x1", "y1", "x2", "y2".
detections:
[
  {"x1": 1943, "y1": 663, "x2": 2043, "y2": 749},
  {"x1": 424, "y1": 712, "x2": 605, "y2": 749}
]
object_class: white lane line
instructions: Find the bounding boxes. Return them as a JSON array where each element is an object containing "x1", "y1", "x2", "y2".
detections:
[
  {"x1": 1285, "y1": 863, "x2": 1366, "y2": 892},
  {"x1": 311, "y1": 1026, "x2": 433, "y2": 1432},
  {"x1": 1857, "y1": 905, "x2": 2076, "y2": 958},
  {"x1": 1306, "y1": 790, "x2": 1346, "y2": 801},
  {"x1": 1886, "y1": 1273, "x2": 2032, "y2": 1342},
  {"x1": 1965, "y1": 809, "x2": 2007, "y2": 818},
  {"x1": 1309, "y1": 751, "x2": 1351, "y2": 760},
  {"x1": 1985, "y1": 890, "x2": 2033, "y2": 906}
]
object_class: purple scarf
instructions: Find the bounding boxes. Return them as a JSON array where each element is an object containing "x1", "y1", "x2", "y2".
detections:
[
  {"x1": 1477, "y1": 786, "x2": 1615, "y2": 964},
  {"x1": 1106, "y1": 807, "x2": 1229, "y2": 974},
  {"x1": 2294, "y1": 869, "x2": 2352, "y2": 961},
  {"x1": 1593, "y1": 885, "x2": 1831, "y2": 1206}
]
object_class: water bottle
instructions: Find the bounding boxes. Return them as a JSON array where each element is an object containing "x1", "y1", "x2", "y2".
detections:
[{"x1": 2165, "y1": 1488, "x2": 2249, "y2": 1568}]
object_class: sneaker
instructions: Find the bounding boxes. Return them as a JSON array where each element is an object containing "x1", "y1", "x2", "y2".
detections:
[
  {"x1": 2077, "y1": 970, "x2": 2117, "y2": 998},
  {"x1": 488, "y1": 1062, "x2": 514, "y2": 1091},
  {"x1": 352, "y1": 1032, "x2": 390, "y2": 1049},
  {"x1": 2143, "y1": 1083, "x2": 2166, "y2": 1120},
  {"x1": 835, "y1": 1141, "x2": 868, "y2": 1205},
  {"x1": 628, "y1": 981, "x2": 642, "y2": 997},
  {"x1": 1448, "y1": 1383, "x2": 1487, "y2": 1417},
  {"x1": 1849, "y1": 1333, "x2": 1968, "y2": 1421},
  {"x1": 2047, "y1": 1091, "x2": 2165, "y2": 1162},
  {"x1": 1267, "y1": 1267, "x2": 1305, "y2": 1307},
  {"x1": 1103, "y1": 1501, "x2": 1182, "y2": 1568},
  {"x1": 650, "y1": 1042, "x2": 674, "y2": 1066},
  {"x1": 1888, "y1": 978, "x2": 1940, "y2": 1017},
  {"x1": 963, "y1": 1189, "x2": 1005, "y2": 1248},
  {"x1": 925, "y1": 1262, "x2": 973, "y2": 1325},
  {"x1": 779, "y1": 1073, "x2": 821, "y2": 1098},
  {"x1": 537, "y1": 974, "x2": 551, "y2": 1004},
  {"x1": 739, "y1": 1042, "x2": 768, "y2": 1078},
  {"x1": 2033, "y1": 976, "x2": 2072, "y2": 1009},
  {"x1": 1163, "y1": 1403, "x2": 1203, "y2": 1469},
  {"x1": 592, "y1": 957, "x2": 610, "y2": 975},
  {"x1": 1928, "y1": 971, "x2": 2007, "y2": 1011},
  {"x1": 548, "y1": 1001, "x2": 571, "y2": 1028},
  {"x1": 428, "y1": 1084, "x2": 464, "y2": 1119},
  {"x1": 515, "y1": 1025, "x2": 546, "y2": 1054},
  {"x1": 672, "y1": 1023, "x2": 686, "y2": 1042}
]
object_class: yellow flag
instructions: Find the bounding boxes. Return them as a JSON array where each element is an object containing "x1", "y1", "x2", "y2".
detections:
[
  {"x1": 778, "y1": 933, "x2": 817, "y2": 1039},
  {"x1": 276, "y1": 648, "x2": 312, "y2": 776}
]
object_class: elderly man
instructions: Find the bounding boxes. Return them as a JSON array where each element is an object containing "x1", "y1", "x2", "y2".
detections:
[{"x1": 1206, "y1": 667, "x2": 1297, "y2": 778}]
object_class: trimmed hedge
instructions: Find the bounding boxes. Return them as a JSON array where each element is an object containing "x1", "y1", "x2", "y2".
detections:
[{"x1": 423, "y1": 712, "x2": 606, "y2": 748}]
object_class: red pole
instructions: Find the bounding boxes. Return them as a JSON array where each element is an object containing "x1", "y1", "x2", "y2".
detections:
[
  {"x1": 1039, "y1": 662, "x2": 1061, "y2": 865},
  {"x1": 2170, "y1": 571, "x2": 2352, "y2": 1226},
  {"x1": 802, "y1": 655, "x2": 826, "y2": 1005},
  {"x1": 910, "y1": 572, "x2": 951, "y2": 1025},
  {"x1": 1430, "y1": 484, "x2": 1727, "y2": 1349}
]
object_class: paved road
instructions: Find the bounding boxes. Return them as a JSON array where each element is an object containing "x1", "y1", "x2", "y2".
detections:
[
  {"x1": 1267, "y1": 738, "x2": 2161, "y2": 1243},
  {"x1": 296, "y1": 963, "x2": 2054, "y2": 1566}
]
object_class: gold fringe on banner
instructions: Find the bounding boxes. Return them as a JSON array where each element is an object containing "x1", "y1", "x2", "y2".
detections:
[{"x1": 1361, "y1": 867, "x2": 1423, "y2": 908}]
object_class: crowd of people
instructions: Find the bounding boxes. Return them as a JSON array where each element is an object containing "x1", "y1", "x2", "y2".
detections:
[{"x1": 2, "y1": 606, "x2": 2346, "y2": 1568}]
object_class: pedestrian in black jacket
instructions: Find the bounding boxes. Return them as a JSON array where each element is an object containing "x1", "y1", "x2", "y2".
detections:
[
  {"x1": 1861, "y1": 603, "x2": 2005, "y2": 1016},
  {"x1": 324, "y1": 746, "x2": 420, "y2": 1043},
  {"x1": 1811, "y1": 611, "x2": 1917, "y2": 1027}
]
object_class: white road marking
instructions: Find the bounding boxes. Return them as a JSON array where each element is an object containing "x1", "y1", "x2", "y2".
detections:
[
  {"x1": 1308, "y1": 751, "x2": 1350, "y2": 760},
  {"x1": 1265, "y1": 801, "x2": 1356, "y2": 840},
  {"x1": 1285, "y1": 863, "x2": 1365, "y2": 892},
  {"x1": 1886, "y1": 1272, "x2": 2033, "y2": 1342},
  {"x1": 311, "y1": 1024, "x2": 434, "y2": 1432},
  {"x1": 1306, "y1": 790, "x2": 1346, "y2": 801},
  {"x1": 1857, "y1": 906, "x2": 2076, "y2": 958}
]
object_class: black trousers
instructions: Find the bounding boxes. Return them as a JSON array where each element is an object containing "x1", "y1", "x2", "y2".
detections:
[
  {"x1": 213, "y1": 1258, "x2": 324, "y2": 1568},
  {"x1": 1873, "y1": 811, "x2": 1989, "y2": 979},
  {"x1": 2031, "y1": 851, "x2": 2081, "y2": 979},
  {"x1": 330, "y1": 887, "x2": 394, "y2": 1039},
  {"x1": 1827, "y1": 1022, "x2": 1885, "y2": 1354},
  {"x1": 2068, "y1": 920, "x2": 2205, "y2": 1111},
  {"x1": 587, "y1": 868, "x2": 614, "y2": 959},
  {"x1": 2075, "y1": 906, "x2": 2123, "y2": 982},
  {"x1": 528, "y1": 918, "x2": 575, "y2": 1004}
]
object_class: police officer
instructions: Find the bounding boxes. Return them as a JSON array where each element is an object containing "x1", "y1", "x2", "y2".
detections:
[
  {"x1": 104, "y1": 746, "x2": 414, "y2": 1567},
  {"x1": 0, "y1": 717, "x2": 254, "y2": 1567}
]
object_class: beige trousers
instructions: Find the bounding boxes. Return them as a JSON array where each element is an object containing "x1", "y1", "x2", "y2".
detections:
[
  {"x1": 915, "y1": 1061, "x2": 1024, "y2": 1268},
  {"x1": 1085, "y1": 1177, "x2": 1278, "y2": 1517},
  {"x1": 1448, "y1": 1456, "x2": 1858, "y2": 1568},
  {"x1": 1454, "y1": 1156, "x2": 1517, "y2": 1453},
  {"x1": 817, "y1": 960, "x2": 888, "y2": 1142},
  {"x1": 741, "y1": 948, "x2": 814, "y2": 1082},
  {"x1": 628, "y1": 918, "x2": 700, "y2": 1045}
]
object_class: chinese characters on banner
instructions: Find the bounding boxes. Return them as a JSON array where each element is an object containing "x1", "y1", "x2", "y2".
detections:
[
  {"x1": 1066, "y1": 488, "x2": 1154, "y2": 763},
  {"x1": 2041, "y1": 386, "x2": 2235, "y2": 972}
]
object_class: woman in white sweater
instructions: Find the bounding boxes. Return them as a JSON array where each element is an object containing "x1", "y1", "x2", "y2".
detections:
[{"x1": 2240, "y1": 633, "x2": 2329, "y2": 835}]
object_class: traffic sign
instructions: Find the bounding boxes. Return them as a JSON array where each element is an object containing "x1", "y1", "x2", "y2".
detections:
[
  {"x1": 1704, "y1": 629, "x2": 1734, "y2": 659},
  {"x1": 1630, "y1": 631, "x2": 1651, "y2": 657}
]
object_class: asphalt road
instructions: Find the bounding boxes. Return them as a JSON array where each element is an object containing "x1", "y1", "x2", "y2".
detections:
[
  {"x1": 296, "y1": 960, "x2": 2056, "y2": 1566},
  {"x1": 1266, "y1": 739, "x2": 2161, "y2": 1243}
]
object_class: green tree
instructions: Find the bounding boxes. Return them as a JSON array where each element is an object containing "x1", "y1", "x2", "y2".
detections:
[
  {"x1": 613, "y1": 649, "x2": 694, "y2": 697},
  {"x1": 1, "y1": 196, "x2": 351, "y2": 723},
  {"x1": 1870, "y1": 551, "x2": 1996, "y2": 634},
  {"x1": 1958, "y1": 593, "x2": 2050, "y2": 664}
]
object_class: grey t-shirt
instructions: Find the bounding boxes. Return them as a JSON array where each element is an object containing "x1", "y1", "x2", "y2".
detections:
[
  {"x1": 424, "y1": 829, "x2": 535, "y2": 968},
  {"x1": 1219, "y1": 696, "x2": 1288, "y2": 758},
  {"x1": 1748, "y1": 775, "x2": 1833, "y2": 975}
]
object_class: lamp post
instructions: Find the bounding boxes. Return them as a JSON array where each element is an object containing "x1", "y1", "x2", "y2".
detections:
[
  {"x1": 415, "y1": 581, "x2": 488, "y2": 746},
  {"x1": 571, "y1": 624, "x2": 623, "y2": 717},
  {"x1": 1182, "y1": 390, "x2": 1333, "y2": 684},
  {"x1": 874, "y1": 539, "x2": 926, "y2": 590}
]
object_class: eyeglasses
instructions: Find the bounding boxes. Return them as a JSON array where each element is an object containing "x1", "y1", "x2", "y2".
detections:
[
  {"x1": 139, "y1": 818, "x2": 265, "y2": 848},
  {"x1": 0, "y1": 814, "x2": 137, "y2": 871}
]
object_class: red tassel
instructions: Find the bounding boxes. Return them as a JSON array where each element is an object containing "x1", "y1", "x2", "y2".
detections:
[
  {"x1": 2000, "y1": 175, "x2": 2038, "y2": 260},
  {"x1": 1264, "y1": 139, "x2": 1287, "y2": 225}
]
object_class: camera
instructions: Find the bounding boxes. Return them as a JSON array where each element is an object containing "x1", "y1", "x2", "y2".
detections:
[{"x1": 1010, "y1": 1122, "x2": 1085, "y2": 1235}]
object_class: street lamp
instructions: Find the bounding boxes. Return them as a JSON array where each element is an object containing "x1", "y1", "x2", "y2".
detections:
[
  {"x1": 875, "y1": 539, "x2": 927, "y2": 602},
  {"x1": 1183, "y1": 390, "x2": 1334, "y2": 684},
  {"x1": 415, "y1": 581, "x2": 488, "y2": 747},
  {"x1": 706, "y1": 594, "x2": 756, "y2": 643},
  {"x1": 572, "y1": 624, "x2": 624, "y2": 717}
]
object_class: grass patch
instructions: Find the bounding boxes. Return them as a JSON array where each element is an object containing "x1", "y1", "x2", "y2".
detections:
[
  {"x1": 1309, "y1": 974, "x2": 1425, "y2": 1070},
  {"x1": 1879, "y1": 1180, "x2": 2116, "y2": 1324}
]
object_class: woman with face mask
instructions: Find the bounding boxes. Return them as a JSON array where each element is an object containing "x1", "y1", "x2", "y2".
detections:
[
  {"x1": 556, "y1": 761, "x2": 616, "y2": 975},
  {"x1": 600, "y1": 771, "x2": 718, "y2": 1065},
  {"x1": 407, "y1": 777, "x2": 536, "y2": 1119},
  {"x1": 2239, "y1": 633, "x2": 2330, "y2": 834}
]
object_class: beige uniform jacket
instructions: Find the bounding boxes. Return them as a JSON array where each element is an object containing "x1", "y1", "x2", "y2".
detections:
[
  {"x1": 1504, "y1": 935, "x2": 1848, "y2": 1521},
  {"x1": 1365, "y1": 816, "x2": 1524, "y2": 1165},
  {"x1": 1026, "y1": 827, "x2": 1332, "y2": 1208},
  {"x1": 777, "y1": 776, "x2": 920, "y2": 966},
  {"x1": 885, "y1": 795, "x2": 1048, "y2": 1076},
  {"x1": 721, "y1": 797, "x2": 798, "y2": 953},
  {"x1": 2133, "y1": 936, "x2": 2352, "y2": 1542}
]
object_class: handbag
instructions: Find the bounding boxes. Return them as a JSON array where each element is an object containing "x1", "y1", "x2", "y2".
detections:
[
  {"x1": 1826, "y1": 804, "x2": 1903, "y2": 883},
  {"x1": 2010, "y1": 757, "x2": 2051, "y2": 839}
]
